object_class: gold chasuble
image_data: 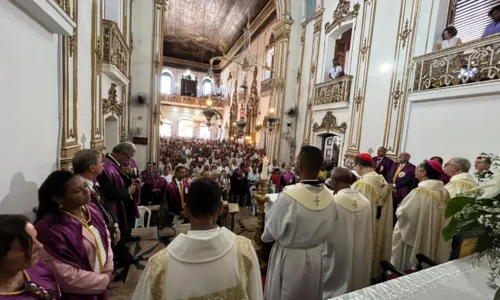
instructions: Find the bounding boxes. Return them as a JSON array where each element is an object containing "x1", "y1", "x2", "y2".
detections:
[
  {"x1": 352, "y1": 171, "x2": 393, "y2": 279},
  {"x1": 283, "y1": 183, "x2": 334, "y2": 210}
]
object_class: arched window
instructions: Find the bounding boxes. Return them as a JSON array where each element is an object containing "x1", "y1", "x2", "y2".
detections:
[
  {"x1": 161, "y1": 72, "x2": 173, "y2": 94},
  {"x1": 202, "y1": 79, "x2": 213, "y2": 96},
  {"x1": 264, "y1": 48, "x2": 274, "y2": 80},
  {"x1": 199, "y1": 124, "x2": 210, "y2": 139},
  {"x1": 178, "y1": 119, "x2": 194, "y2": 138},
  {"x1": 160, "y1": 120, "x2": 172, "y2": 137}
]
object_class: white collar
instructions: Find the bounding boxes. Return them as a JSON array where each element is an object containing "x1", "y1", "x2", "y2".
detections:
[
  {"x1": 336, "y1": 188, "x2": 357, "y2": 195},
  {"x1": 77, "y1": 175, "x2": 94, "y2": 190},
  {"x1": 167, "y1": 227, "x2": 235, "y2": 263},
  {"x1": 107, "y1": 153, "x2": 120, "y2": 166}
]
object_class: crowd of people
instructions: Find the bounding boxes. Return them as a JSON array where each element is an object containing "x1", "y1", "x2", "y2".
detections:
[{"x1": 0, "y1": 136, "x2": 497, "y2": 300}]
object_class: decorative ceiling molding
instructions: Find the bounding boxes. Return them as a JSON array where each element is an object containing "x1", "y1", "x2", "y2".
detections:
[
  {"x1": 325, "y1": 0, "x2": 360, "y2": 34},
  {"x1": 312, "y1": 111, "x2": 347, "y2": 133}
]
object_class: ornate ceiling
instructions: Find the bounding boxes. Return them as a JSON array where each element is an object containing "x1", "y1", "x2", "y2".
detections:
[{"x1": 163, "y1": 0, "x2": 270, "y2": 65}]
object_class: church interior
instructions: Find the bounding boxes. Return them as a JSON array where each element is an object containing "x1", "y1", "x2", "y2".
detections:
[{"x1": 1, "y1": 0, "x2": 500, "y2": 299}]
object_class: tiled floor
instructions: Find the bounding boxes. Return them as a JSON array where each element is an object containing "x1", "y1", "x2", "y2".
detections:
[{"x1": 107, "y1": 207, "x2": 256, "y2": 300}]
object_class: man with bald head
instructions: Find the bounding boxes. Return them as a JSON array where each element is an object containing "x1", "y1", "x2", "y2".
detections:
[
  {"x1": 323, "y1": 167, "x2": 372, "y2": 298},
  {"x1": 388, "y1": 152, "x2": 416, "y2": 225}
]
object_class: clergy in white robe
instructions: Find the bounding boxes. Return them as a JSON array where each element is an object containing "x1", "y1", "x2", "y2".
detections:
[
  {"x1": 391, "y1": 160, "x2": 451, "y2": 270},
  {"x1": 444, "y1": 157, "x2": 478, "y2": 197},
  {"x1": 323, "y1": 167, "x2": 372, "y2": 299},
  {"x1": 132, "y1": 179, "x2": 263, "y2": 300},
  {"x1": 262, "y1": 146, "x2": 337, "y2": 300},
  {"x1": 352, "y1": 153, "x2": 393, "y2": 280}
]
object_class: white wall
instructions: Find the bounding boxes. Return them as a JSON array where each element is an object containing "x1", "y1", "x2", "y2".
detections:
[
  {"x1": 78, "y1": 0, "x2": 93, "y2": 150},
  {"x1": 403, "y1": 84, "x2": 500, "y2": 166},
  {"x1": 130, "y1": 0, "x2": 154, "y2": 169},
  {"x1": 0, "y1": 1, "x2": 59, "y2": 214}
]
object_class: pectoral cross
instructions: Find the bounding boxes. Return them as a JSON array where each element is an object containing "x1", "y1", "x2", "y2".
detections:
[{"x1": 314, "y1": 196, "x2": 321, "y2": 207}]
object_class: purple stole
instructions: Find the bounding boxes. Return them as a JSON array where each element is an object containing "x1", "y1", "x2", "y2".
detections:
[
  {"x1": 389, "y1": 163, "x2": 416, "y2": 203},
  {"x1": 277, "y1": 172, "x2": 295, "y2": 193},
  {"x1": 372, "y1": 156, "x2": 394, "y2": 182},
  {"x1": 165, "y1": 179, "x2": 189, "y2": 214},
  {"x1": 34, "y1": 204, "x2": 109, "y2": 300},
  {"x1": 102, "y1": 156, "x2": 141, "y2": 226}
]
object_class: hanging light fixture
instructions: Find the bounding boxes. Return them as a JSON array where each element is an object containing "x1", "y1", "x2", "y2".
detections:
[
  {"x1": 202, "y1": 97, "x2": 216, "y2": 127},
  {"x1": 266, "y1": 108, "x2": 279, "y2": 133}
]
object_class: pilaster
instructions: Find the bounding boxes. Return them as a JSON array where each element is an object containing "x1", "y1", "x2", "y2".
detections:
[
  {"x1": 60, "y1": 0, "x2": 81, "y2": 169},
  {"x1": 90, "y1": 0, "x2": 104, "y2": 151}
]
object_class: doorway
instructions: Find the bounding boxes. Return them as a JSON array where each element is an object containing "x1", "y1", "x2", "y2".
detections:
[
  {"x1": 334, "y1": 29, "x2": 352, "y2": 75},
  {"x1": 105, "y1": 115, "x2": 119, "y2": 152},
  {"x1": 322, "y1": 134, "x2": 342, "y2": 168}
]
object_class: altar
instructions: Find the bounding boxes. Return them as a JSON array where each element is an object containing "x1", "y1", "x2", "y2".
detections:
[{"x1": 330, "y1": 256, "x2": 496, "y2": 300}]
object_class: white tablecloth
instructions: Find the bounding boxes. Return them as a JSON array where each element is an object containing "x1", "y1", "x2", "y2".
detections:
[{"x1": 330, "y1": 257, "x2": 495, "y2": 299}]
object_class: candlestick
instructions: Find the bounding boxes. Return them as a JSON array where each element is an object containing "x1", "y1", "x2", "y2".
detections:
[
  {"x1": 254, "y1": 179, "x2": 269, "y2": 273},
  {"x1": 261, "y1": 157, "x2": 269, "y2": 180}
]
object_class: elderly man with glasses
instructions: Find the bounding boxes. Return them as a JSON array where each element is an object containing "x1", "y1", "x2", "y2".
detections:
[
  {"x1": 443, "y1": 157, "x2": 477, "y2": 198},
  {"x1": 98, "y1": 142, "x2": 142, "y2": 244}
]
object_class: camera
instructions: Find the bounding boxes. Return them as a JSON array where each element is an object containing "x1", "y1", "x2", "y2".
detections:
[{"x1": 286, "y1": 121, "x2": 292, "y2": 127}]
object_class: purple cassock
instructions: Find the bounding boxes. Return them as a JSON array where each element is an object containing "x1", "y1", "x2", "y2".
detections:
[
  {"x1": 165, "y1": 179, "x2": 190, "y2": 215},
  {"x1": 97, "y1": 153, "x2": 141, "y2": 232},
  {"x1": 372, "y1": 156, "x2": 394, "y2": 182},
  {"x1": 277, "y1": 172, "x2": 296, "y2": 193},
  {"x1": 388, "y1": 162, "x2": 416, "y2": 224},
  {"x1": 0, "y1": 260, "x2": 60, "y2": 300},
  {"x1": 34, "y1": 204, "x2": 109, "y2": 300},
  {"x1": 141, "y1": 170, "x2": 154, "y2": 185},
  {"x1": 152, "y1": 175, "x2": 168, "y2": 205},
  {"x1": 440, "y1": 172, "x2": 451, "y2": 185}
]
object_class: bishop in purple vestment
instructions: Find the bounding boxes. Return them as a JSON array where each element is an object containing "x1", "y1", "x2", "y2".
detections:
[
  {"x1": 387, "y1": 152, "x2": 416, "y2": 225},
  {"x1": 97, "y1": 149, "x2": 141, "y2": 239},
  {"x1": 372, "y1": 147, "x2": 394, "y2": 182},
  {"x1": 277, "y1": 167, "x2": 296, "y2": 192}
]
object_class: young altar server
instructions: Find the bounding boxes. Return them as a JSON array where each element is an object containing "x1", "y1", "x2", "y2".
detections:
[
  {"x1": 263, "y1": 145, "x2": 337, "y2": 300},
  {"x1": 323, "y1": 167, "x2": 372, "y2": 298},
  {"x1": 391, "y1": 160, "x2": 451, "y2": 270},
  {"x1": 352, "y1": 153, "x2": 393, "y2": 280},
  {"x1": 132, "y1": 178, "x2": 263, "y2": 300}
]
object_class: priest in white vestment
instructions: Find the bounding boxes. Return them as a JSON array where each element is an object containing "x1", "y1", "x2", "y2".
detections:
[
  {"x1": 391, "y1": 160, "x2": 451, "y2": 270},
  {"x1": 443, "y1": 157, "x2": 478, "y2": 197},
  {"x1": 323, "y1": 167, "x2": 372, "y2": 299},
  {"x1": 262, "y1": 146, "x2": 337, "y2": 300},
  {"x1": 132, "y1": 179, "x2": 263, "y2": 300},
  {"x1": 352, "y1": 153, "x2": 393, "y2": 280}
]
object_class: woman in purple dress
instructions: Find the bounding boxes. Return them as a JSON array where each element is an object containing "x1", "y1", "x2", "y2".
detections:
[
  {"x1": 0, "y1": 214, "x2": 60, "y2": 300},
  {"x1": 35, "y1": 171, "x2": 113, "y2": 300}
]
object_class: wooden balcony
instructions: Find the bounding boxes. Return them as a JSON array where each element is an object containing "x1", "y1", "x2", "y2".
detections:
[
  {"x1": 161, "y1": 95, "x2": 225, "y2": 108},
  {"x1": 411, "y1": 33, "x2": 500, "y2": 93},
  {"x1": 313, "y1": 76, "x2": 353, "y2": 106},
  {"x1": 102, "y1": 19, "x2": 130, "y2": 85}
]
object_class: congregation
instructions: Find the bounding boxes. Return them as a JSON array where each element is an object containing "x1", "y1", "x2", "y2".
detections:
[{"x1": 0, "y1": 136, "x2": 496, "y2": 300}]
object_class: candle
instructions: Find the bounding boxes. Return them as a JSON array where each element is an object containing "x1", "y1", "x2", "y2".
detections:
[{"x1": 262, "y1": 157, "x2": 269, "y2": 180}]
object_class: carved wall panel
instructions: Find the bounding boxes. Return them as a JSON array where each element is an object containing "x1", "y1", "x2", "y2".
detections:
[
  {"x1": 382, "y1": 0, "x2": 420, "y2": 158},
  {"x1": 60, "y1": 0, "x2": 81, "y2": 170},
  {"x1": 91, "y1": 0, "x2": 104, "y2": 151},
  {"x1": 102, "y1": 19, "x2": 130, "y2": 78},
  {"x1": 312, "y1": 111, "x2": 347, "y2": 133},
  {"x1": 313, "y1": 76, "x2": 353, "y2": 105},
  {"x1": 345, "y1": 0, "x2": 377, "y2": 165},
  {"x1": 325, "y1": 0, "x2": 361, "y2": 34}
]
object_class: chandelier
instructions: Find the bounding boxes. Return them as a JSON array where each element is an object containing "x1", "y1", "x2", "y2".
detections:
[{"x1": 202, "y1": 98, "x2": 217, "y2": 127}]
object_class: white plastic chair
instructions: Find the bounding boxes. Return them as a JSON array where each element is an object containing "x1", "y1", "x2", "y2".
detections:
[{"x1": 135, "y1": 206, "x2": 151, "y2": 228}]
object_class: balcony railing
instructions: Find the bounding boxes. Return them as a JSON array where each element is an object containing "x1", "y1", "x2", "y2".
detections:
[
  {"x1": 54, "y1": 0, "x2": 70, "y2": 15},
  {"x1": 102, "y1": 19, "x2": 129, "y2": 79},
  {"x1": 161, "y1": 95, "x2": 225, "y2": 108},
  {"x1": 261, "y1": 78, "x2": 275, "y2": 94},
  {"x1": 411, "y1": 33, "x2": 500, "y2": 93},
  {"x1": 313, "y1": 76, "x2": 353, "y2": 105}
]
